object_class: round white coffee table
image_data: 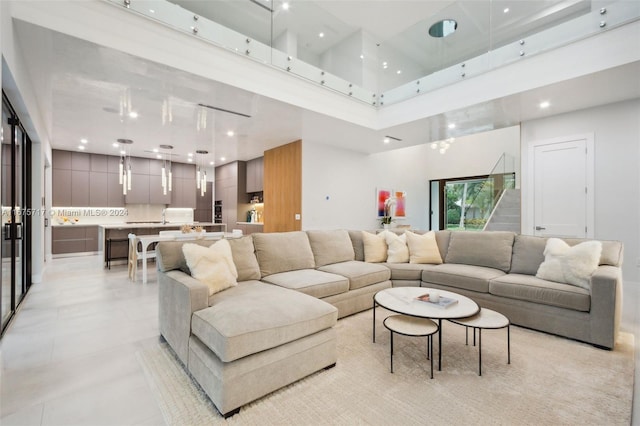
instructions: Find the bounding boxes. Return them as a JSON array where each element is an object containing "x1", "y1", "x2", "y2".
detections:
[
  {"x1": 373, "y1": 287, "x2": 480, "y2": 371},
  {"x1": 383, "y1": 314, "x2": 439, "y2": 379},
  {"x1": 449, "y1": 308, "x2": 510, "y2": 376}
]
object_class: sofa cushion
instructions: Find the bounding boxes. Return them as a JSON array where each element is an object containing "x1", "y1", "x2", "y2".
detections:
[
  {"x1": 227, "y1": 236, "x2": 261, "y2": 281},
  {"x1": 490, "y1": 274, "x2": 590, "y2": 312},
  {"x1": 445, "y1": 231, "x2": 515, "y2": 272},
  {"x1": 362, "y1": 231, "x2": 388, "y2": 263},
  {"x1": 318, "y1": 260, "x2": 391, "y2": 290},
  {"x1": 157, "y1": 239, "x2": 212, "y2": 273},
  {"x1": 422, "y1": 263, "x2": 505, "y2": 293},
  {"x1": 510, "y1": 235, "x2": 547, "y2": 275},
  {"x1": 385, "y1": 262, "x2": 440, "y2": 281},
  {"x1": 183, "y1": 240, "x2": 238, "y2": 296},
  {"x1": 384, "y1": 232, "x2": 409, "y2": 263},
  {"x1": 192, "y1": 281, "x2": 338, "y2": 362},
  {"x1": 306, "y1": 230, "x2": 355, "y2": 267},
  {"x1": 405, "y1": 231, "x2": 443, "y2": 264},
  {"x1": 261, "y1": 269, "x2": 349, "y2": 299},
  {"x1": 348, "y1": 230, "x2": 367, "y2": 261},
  {"x1": 536, "y1": 238, "x2": 602, "y2": 290},
  {"x1": 253, "y1": 231, "x2": 315, "y2": 277}
]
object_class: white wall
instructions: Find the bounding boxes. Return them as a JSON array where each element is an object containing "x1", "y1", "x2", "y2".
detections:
[
  {"x1": 521, "y1": 99, "x2": 640, "y2": 282},
  {"x1": 302, "y1": 125, "x2": 520, "y2": 230}
]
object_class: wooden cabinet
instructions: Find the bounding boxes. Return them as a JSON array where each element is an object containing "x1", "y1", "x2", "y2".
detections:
[
  {"x1": 71, "y1": 170, "x2": 90, "y2": 206},
  {"x1": 52, "y1": 226, "x2": 99, "y2": 254},
  {"x1": 89, "y1": 172, "x2": 108, "y2": 207},
  {"x1": 107, "y1": 172, "x2": 125, "y2": 207},
  {"x1": 195, "y1": 182, "x2": 213, "y2": 222},
  {"x1": 124, "y1": 173, "x2": 150, "y2": 204},
  {"x1": 246, "y1": 156, "x2": 264, "y2": 193},
  {"x1": 215, "y1": 162, "x2": 248, "y2": 232},
  {"x1": 169, "y1": 163, "x2": 197, "y2": 208},
  {"x1": 52, "y1": 169, "x2": 72, "y2": 206}
]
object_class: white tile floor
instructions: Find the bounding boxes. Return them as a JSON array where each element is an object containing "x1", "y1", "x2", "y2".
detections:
[{"x1": 1, "y1": 255, "x2": 639, "y2": 425}]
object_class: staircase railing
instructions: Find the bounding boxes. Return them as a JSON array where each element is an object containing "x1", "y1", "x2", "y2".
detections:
[{"x1": 462, "y1": 153, "x2": 515, "y2": 230}]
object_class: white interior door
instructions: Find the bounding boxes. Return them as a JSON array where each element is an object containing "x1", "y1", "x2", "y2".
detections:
[{"x1": 532, "y1": 136, "x2": 593, "y2": 238}]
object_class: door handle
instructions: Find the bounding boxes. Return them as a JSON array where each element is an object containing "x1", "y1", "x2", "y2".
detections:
[
  {"x1": 16, "y1": 223, "x2": 23, "y2": 240},
  {"x1": 4, "y1": 223, "x2": 11, "y2": 240},
  {"x1": 535, "y1": 226, "x2": 546, "y2": 231}
]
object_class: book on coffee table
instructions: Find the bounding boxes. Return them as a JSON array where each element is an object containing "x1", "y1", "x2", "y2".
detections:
[{"x1": 416, "y1": 293, "x2": 459, "y2": 308}]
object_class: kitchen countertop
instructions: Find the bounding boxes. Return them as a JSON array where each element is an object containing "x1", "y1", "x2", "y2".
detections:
[
  {"x1": 51, "y1": 223, "x2": 100, "y2": 228},
  {"x1": 236, "y1": 222, "x2": 264, "y2": 225},
  {"x1": 99, "y1": 222, "x2": 223, "y2": 229}
]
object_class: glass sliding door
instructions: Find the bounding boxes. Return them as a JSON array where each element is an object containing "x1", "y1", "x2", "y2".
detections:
[
  {"x1": 1, "y1": 92, "x2": 31, "y2": 335},
  {"x1": 1, "y1": 104, "x2": 11, "y2": 330}
]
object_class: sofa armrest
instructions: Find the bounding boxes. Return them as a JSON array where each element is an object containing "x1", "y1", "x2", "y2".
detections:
[
  {"x1": 589, "y1": 265, "x2": 623, "y2": 349},
  {"x1": 159, "y1": 270, "x2": 209, "y2": 365}
]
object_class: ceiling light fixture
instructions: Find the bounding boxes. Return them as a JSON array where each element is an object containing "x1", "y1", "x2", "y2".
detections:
[
  {"x1": 503, "y1": 7, "x2": 509, "y2": 13},
  {"x1": 209, "y1": 161, "x2": 215, "y2": 165},
  {"x1": 282, "y1": 2, "x2": 289, "y2": 10},
  {"x1": 128, "y1": 111, "x2": 138, "y2": 119},
  {"x1": 360, "y1": 54, "x2": 364, "y2": 60},
  {"x1": 539, "y1": 101, "x2": 551, "y2": 109},
  {"x1": 448, "y1": 123, "x2": 456, "y2": 129},
  {"x1": 78, "y1": 145, "x2": 85, "y2": 150},
  {"x1": 80, "y1": 138, "x2": 88, "y2": 144},
  {"x1": 227, "y1": 130, "x2": 235, "y2": 137},
  {"x1": 383, "y1": 138, "x2": 390, "y2": 144},
  {"x1": 396, "y1": 70, "x2": 402, "y2": 75},
  {"x1": 318, "y1": 32, "x2": 324, "y2": 38},
  {"x1": 113, "y1": 142, "x2": 119, "y2": 148},
  {"x1": 429, "y1": 19, "x2": 458, "y2": 38},
  {"x1": 220, "y1": 157, "x2": 226, "y2": 162}
]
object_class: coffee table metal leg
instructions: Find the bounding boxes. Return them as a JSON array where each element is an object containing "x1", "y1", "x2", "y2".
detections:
[
  {"x1": 372, "y1": 299, "x2": 376, "y2": 343},
  {"x1": 390, "y1": 331, "x2": 394, "y2": 373},
  {"x1": 438, "y1": 319, "x2": 442, "y2": 371},
  {"x1": 429, "y1": 335, "x2": 434, "y2": 379},
  {"x1": 478, "y1": 328, "x2": 482, "y2": 376},
  {"x1": 507, "y1": 324, "x2": 511, "y2": 364}
]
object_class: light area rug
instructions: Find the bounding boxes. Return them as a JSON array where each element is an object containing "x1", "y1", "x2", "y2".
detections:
[{"x1": 136, "y1": 309, "x2": 634, "y2": 425}]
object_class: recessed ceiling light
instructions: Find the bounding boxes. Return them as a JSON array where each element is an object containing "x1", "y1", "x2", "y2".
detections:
[
  {"x1": 188, "y1": 158, "x2": 193, "y2": 162},
  {"x1": 78, "y1": 145, "x2": 85, "y2": 150},
  {"x1": 112, "y1": 142, "x2": 119, "y2": 148},
  {"x1": 503, "y1": 7, "x2": 509, "y2": 13},
  {"x1": 129, "y1": 111, "x2": 138, "y2": 119},
  {"x1": 539, "y1": 101, "x2": 551, "y2": 109},
  {"x1": 80, "y1": 138, "x2": 88, "y2": 144},
  {"x1": 227, "y1": 130, "x2": 235, "y2": 137},
  {"x1": 448, "y1": 123, "x2": 456, "y2": 129},
  {"x1": 149, "y1": 9, "x2": 155, "y2": 13},
  {"x1": 220, "y1": 157, "x2": 226, "y2": 161},
  {"x1": 282, "y1": 2, "x2": 289, "y2": 10},
  {"x1": 156, "y1": 154, "x2": 162, "y2": 159},
  {"x1": 209, "y1": 161, "x2": 215, "y2": 165},
  {"x1": 188, "y1": 153, "x2": 193, "y2": 157},
  {"x1": 120, "y1": 150, "x2": 126, "y2": 155},
  {"x1": 429, "y1": 19, "x2": 458, "y2": 38},
  {"x1": 396, "y1": 70, "x2": 402, "y2": 75},
  {"x1": 153, "y1": 148, "x2": 159, "y2": 153},
  {"x1": 383, "y1": 138, "x2": 390, "y2": 144},
  {"x1": 318, "y1": 32, "x2": 324, "y2": 38},
  {"x1": 360, "y1": 54, "x2": 364, "y2": 59}
]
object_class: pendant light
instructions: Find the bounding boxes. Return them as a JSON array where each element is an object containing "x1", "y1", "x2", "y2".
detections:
[
  {"x1": 117, "y1": 139, "x2": 134, "y2": 195},
  {"x1": 196, "y1": 150, "x2": 208, "y2": 197},
  {"x1": 160, "y1": 144, "x2": 173, "y2": 195}
]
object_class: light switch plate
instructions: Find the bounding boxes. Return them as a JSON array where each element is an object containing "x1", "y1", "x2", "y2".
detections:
[{"x1": 295, "y1": 213, "x2": 301, "y2": 220}]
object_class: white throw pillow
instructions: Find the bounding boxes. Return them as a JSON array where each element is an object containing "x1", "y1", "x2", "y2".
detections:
[
  {"x1": 405, "y1": 231, "x2": 443, "y2": 264},
  {"x1": 536, "y1": 238, "x2": 602, "y2": 289},
  {"x1": 183, "y1": 239, "x2": 239, "y2": 296},
  {"x1": 362, "y1": 231, "x2": 388, "y2": 263},
  {"x1": 384, "y1": 232, "x2": 409, "y2": 263}
]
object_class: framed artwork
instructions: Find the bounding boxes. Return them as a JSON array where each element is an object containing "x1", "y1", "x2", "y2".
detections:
[
  {"x1": 394, "y1": 191, "x2": 406, "y2": 217},
  {"x1": 377, "y1": 188, "x2": 392, "y2": 217}
]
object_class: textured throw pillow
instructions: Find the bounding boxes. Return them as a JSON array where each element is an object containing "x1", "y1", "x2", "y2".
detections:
[
  {"x1": 384, "y1": 232, "x2": 409, "y2": 263},
  {"x1": 536, "y1": 238, "x2": 602, "y2": 289},
  {"x1": 182, "y1": 239, "x2": 238, "y2": 296},
  {"x1": 362, "y1": 231, "x2": 388, "y2": 263},
  {"x1": 405, "y1": 231, "x2": 443, "y2": 264}
]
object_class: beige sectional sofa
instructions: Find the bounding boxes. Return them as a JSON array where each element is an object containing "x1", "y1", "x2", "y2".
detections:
[{"x1": 157, "y1": 229, "x2": 622, "y2": 417}]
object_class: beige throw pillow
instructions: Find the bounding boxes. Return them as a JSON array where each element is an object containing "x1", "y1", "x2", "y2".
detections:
[
  {"x1": 536, "y1": 238, "x2": 602, "y2": 289},
  {"x1": 183, "y1": 239, "x2": 238, "y2": 296},
  {"x1": 384, "y1": 232, "x2": 409, "y2": 263},
  {"x1": 362, "y1": 231, "x2": 388, "y2": 263},
  {"x1": 405, "y1": 231, "x2": 443, "y2": 264}
]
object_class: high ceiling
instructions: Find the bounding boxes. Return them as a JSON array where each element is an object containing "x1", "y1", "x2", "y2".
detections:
[{"x1": 7, "y1": 0, "x2": 640, "y2": 168}]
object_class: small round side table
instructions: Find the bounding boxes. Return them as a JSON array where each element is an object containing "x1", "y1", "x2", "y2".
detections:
[
  {"x1": 449, "y1": 308, "x2": 510, "y2": 376},
  {"x1": 383, "y1": 314, "x2": 439, "y2": 379}
]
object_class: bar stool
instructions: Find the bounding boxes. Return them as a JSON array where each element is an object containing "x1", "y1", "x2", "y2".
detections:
[
  {"x1": 128, "y1": 233, "x2": 156, "y2": 281},
  {"x1": 449, "y1": 308, "x2": 510, "y2": 376},
  {"x1": 105, "y1": 237, "x2": 129, "y2": 269},
  {"x1": 383, "y1": 314, "x2": 439, "y2": 379}
]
